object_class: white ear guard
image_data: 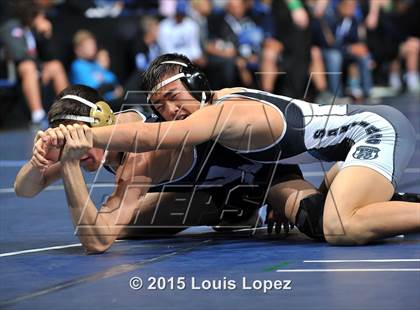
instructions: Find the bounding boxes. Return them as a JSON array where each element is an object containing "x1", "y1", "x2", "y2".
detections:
[{"x1": 50, "y1": 95, "x2": 116, "y2": 127}]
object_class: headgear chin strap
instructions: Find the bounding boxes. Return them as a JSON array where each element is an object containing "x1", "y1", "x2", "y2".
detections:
[
  {"x1": 50, "y1": 95, "x2": 116, "y2": 127},
  {"x1": 147, "y1": 60, "x2": 212, "y2": 108}
]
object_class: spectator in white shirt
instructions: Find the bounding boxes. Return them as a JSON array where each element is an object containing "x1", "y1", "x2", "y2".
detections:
[{"x1": 158, "y1": 0, "x2": 204, "y2": 65}]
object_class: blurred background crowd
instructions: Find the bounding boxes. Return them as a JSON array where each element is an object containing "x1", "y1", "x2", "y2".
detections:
[{"x1": 0, "y1": 0, "x2": 419, "y2": 129}]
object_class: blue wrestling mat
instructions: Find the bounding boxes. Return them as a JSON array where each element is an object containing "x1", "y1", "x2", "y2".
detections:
[{"x1": 1, "y1": 95, "x2": 419, "y2": 310}]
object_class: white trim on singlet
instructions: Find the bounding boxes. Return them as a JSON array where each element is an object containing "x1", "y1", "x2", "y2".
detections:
[
  {"x1": 103, "y1": 109, "x2": 198, "y2": 182},
  {"x1": 103, "y1": 109, "x2": 148, "y2": 174},
  {"x1": 213, "y1": 91, "x2": 288, "y2": 154},
  {"x1": 114, "y1": 109, "x2": 147, "y2": 122}
]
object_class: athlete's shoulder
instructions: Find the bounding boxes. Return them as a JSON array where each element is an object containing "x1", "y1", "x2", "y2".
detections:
[
  {"x1": 114, "y1": 109, "x2": 160, "y2": 123},
  {"x1": 214, "y1": 87, "x2": 246, "y2": 100}
]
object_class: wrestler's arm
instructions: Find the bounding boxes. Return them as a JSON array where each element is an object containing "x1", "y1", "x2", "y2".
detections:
[
  {"x1": 90, "y1": 100, "x2": 269, "y2": 153},
  {"x1": 60, "y1": 124, "x2": 175, "y2": 253},
  {"x1": 60, "y1": 159, "x2": 144, "y2": 254},
  {"x1": 15, "y1": 162, "x2": 61, "y2": 197},
  {"x1": 14, "y1": 137, "x2": 62, "y2": 197},
  {"x1": 15, "y1": 112, "x2": 145, "y2": 198},
  {"x1": 61, "y1": 153, "x2": 175, "y2": 253},
  {"x1": 90, "y1": 103, "x2": 228, "y2": 152}
]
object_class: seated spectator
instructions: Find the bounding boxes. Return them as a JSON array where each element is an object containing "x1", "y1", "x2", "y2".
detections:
[
  {"x1": 258, "y1": 0, "x2": 283, "y2": 93},
  {"x1": 159, "y1": 0, "x2": 177, "y2": 18},
  {"x1": 57, "y1": 0, "x2": 159, "y2": 17},
  {"x1": 259, "y1": 0, "x2": 311, "y2": 98},
  {"x1": 85, "y1": 1, "x2": 125, "y2": 18},
  {"x1": 360, "y1": 0, "x2": 398, "y2": 91},
  {"x1": 311, "y1": 0, "x2": 373, "y2": 99},
  {"x1": 133, "y1": 16, "x2": 161, "y2": 75},
  {"x1": 304, "y1": 0, "x2": 335, "y2": 103},
  {"x1": 388, "y1": 0, "x2": 420, "y2": 94},
  {"x1": 158, "y1": 0, "x2": 204, "y2": 65},
  {"x1": 207, "y1": 0, "x2": 263, "y2": 88},
  {"x1": 211, "y1": 0, "x2": 229, "y2": 13},
  {"x1": 70, "y1": 30, "x2": 122, "y2": 103},
  {"x1": 0, "y1": 0, "x2": 68, "y2": 127},
  {"x1": 188, "y1": 0, "x2": 212, "y2": 49},
  {"x1": 96, "y1": 48, "x2": 123, "y2": 98},
  {"x1": 124, "y1": 15, "x2": 161, "y2": 107}
]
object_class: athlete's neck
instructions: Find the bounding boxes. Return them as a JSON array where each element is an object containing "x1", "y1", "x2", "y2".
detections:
[{"x1": 104, "y1": 151, "x2": 124, "y2": 169}]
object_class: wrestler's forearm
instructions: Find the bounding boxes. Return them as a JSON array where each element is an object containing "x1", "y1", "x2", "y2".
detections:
[
  {"x1": 60, "y1": 160, "x2": 117, "y2": 253},
  {"x1": 14, "y1": 162, "x2": 60, "y2": 197},
  {"x1": 91, "y1": 122, "x2": 158, "y2": 153},
  {"x1": 15, "y1": 162, "x2": 45, "y2": 197},
  {"x1": 91, "y1": 119, "x2": 214, "y2": 153}
]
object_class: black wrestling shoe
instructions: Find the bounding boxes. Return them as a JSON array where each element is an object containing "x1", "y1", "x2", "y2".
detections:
[{"x1": 391, "y1": 192, "x2": 420, "y2": 203}]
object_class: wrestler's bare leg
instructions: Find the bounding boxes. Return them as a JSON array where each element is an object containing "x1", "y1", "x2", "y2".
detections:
[{"x1": 323, "y1": 166, "x2": 420, "y2": 245}]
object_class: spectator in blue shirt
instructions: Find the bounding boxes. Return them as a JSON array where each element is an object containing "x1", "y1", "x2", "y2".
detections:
[
  {"x1": 70, "y1": 30, "x2": 122, "y2": 102},
  {"x1": 311, "y1": 0, "x2": 373, "y2": 98}
]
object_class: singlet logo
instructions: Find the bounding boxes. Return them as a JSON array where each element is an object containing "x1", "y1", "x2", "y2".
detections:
[
  {"x1": 352, "y1": 146, "x2": 380, "y2": 160},
  {"x1": 313, "y1": 122, "x2": 382, "y2": 145}
]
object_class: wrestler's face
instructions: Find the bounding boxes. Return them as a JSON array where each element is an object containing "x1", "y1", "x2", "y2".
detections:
[
  {"x1": 45, "y1": 142, "x2": 104, "y2": 172},
  {"x1": 150, "y1": 78, "x2": 201, "y2": 121},
  {"x1": 47, "y1": 122, "x2": 105, "y2": 172}
]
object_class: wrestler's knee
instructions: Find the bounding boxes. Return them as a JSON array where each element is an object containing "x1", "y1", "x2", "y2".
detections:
[{"x1": 323, "y1": 212, "x2": 371, "y2": 245}]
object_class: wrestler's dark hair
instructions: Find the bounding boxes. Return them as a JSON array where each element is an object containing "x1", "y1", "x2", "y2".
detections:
[
  {"x1": 141, "y1": 53, "x2": 193, "y2": 94},
  {"x1": 48, "y1": 85, "x2": 103, "y2": 128}
]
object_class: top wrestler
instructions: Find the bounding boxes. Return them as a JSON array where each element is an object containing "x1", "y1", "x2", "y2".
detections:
[{"x1": 45, "y1": 53, "x2": 419, "y2": 246}]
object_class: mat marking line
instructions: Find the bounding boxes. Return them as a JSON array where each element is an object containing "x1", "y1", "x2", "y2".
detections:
[
  {"x1": 0, "y1": 239, "x2": 212, "y2": 307},
  {"x1": 0, "y1": 240, "x2": 124, "y2": 258},
  {"x1": 303, "y1": 259, "x2": 420, "y2": 263},
  {"x1": 1, "y1": 168, "x2": 419, "y2": 193},
  {"x1": 0, "y1": 183, "x2": 115, "y2": 194},
  {"x1": 276, "y1": 268, "x2": 420, "y2": 272}
]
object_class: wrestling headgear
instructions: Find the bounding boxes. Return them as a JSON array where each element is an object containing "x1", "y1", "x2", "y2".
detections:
[
  {"x1": 147, "y1": 60, "x2": 212, "y2": 107},
  {"x1": 50, "y1": 95, "x2": 115, "y2": 127}
]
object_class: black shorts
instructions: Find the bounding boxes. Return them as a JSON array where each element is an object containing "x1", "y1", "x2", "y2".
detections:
[
  {"x1": 148, "y1": 164, "x2": 303, "y2": 225},
  {"x1": 209, "y1": 164, "x2": 303, "y2": 222}
]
